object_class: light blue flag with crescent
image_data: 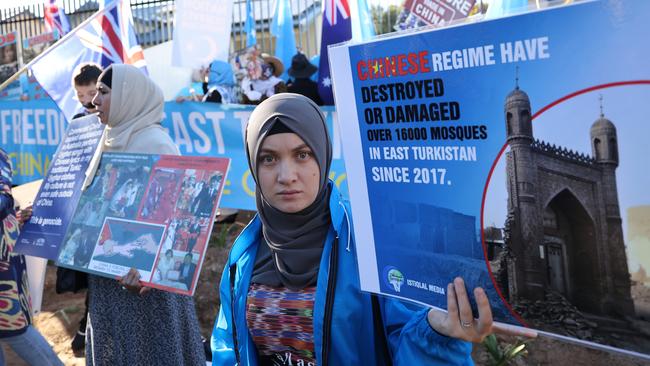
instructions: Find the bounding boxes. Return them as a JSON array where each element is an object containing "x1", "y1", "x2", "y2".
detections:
[
  {"x1": 357, "y1": 0, "x2": 375, "y2": 40},
  {"x1": 270, "y1": 0, "x2": 296, "y2": 81},
  {"x1": 245, "y1": 0, "x2": 257, "y2": 47},
  {"x1": 172, "y1": 0, "x2": 233, "y2": 68},
  {"x1": 485, "y1": 0, "x2": 529, "y2": 19}
]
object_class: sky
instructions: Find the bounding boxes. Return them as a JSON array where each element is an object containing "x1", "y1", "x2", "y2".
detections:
[{"x1": 0, "y1": 0, "x2": 43, "y2": 11}]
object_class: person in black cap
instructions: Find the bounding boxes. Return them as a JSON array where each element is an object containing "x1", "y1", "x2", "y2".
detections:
[{"x1": 287, "y1": 52, "x2": 323, "y2": 105}]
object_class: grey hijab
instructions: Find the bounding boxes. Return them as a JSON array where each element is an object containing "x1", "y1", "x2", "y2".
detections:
[{"x1": 245, "y1": 93, "x2": 332, "y2": 290}]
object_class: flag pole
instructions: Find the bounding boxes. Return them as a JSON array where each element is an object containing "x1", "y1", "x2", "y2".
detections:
[{"x1": 0, "y1": 3, "x2": 115, "y2": 93}]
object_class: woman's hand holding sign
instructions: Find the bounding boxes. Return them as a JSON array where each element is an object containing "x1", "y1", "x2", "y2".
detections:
[
  {"x1": 119, "y1": 268, "x2": 151, "y2": 295},
  {"x1": 427, "y1": 277, "x2": 537, "y2": 342}
]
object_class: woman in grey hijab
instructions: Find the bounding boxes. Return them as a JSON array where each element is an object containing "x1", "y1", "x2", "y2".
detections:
[
  {"x1": 211, "y1": 93, "x2": 497, "y2": 365},
  {"x1": 245, "y1": 91, "x2": 332, "y2": 290}
]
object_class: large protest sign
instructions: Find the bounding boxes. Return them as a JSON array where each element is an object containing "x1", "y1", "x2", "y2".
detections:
[
  {"x1": 0, "y1": 102, "x2": 347, "y2": 210},
  {"x1": 56, "y1": 153, "x2": 229, "y2": 296},
  {"x1": 15, "y1": 114, "x2": 104, "y2": 259},
  {"x1": 330, "y1": 0, "x2": 650, "y2": 357}
]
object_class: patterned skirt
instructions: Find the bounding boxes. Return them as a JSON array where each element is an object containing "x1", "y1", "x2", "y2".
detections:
[{"x1": 86, "y1": 275, "x2": 205, "y2": 366}]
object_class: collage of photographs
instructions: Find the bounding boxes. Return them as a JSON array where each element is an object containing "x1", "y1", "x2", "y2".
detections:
[
  {"x1": 57, "y1": 154, "x2": 228, "y2": 295},
  {"x1": 146, "y1": 167, "x2": 223, "y2": 292}
]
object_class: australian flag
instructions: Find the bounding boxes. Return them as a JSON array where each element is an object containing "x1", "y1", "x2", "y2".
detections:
[
  {"x1": 31, "y1": 0, "x2": 146, "y2": 122},
  {"x1": 318, "y1": 0, "x2": 351, "y2": 105}
]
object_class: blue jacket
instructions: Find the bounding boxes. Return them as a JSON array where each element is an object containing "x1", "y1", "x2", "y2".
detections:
[{"x1": 211, "y1": 183, "x2": 473, "y2": 365}]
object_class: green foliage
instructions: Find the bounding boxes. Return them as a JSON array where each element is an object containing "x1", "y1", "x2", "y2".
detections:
[
  {"x1": 209, "y1": 221, "x2": 247, "y2": 249},
  {"x1": 370, "y1": 5, "x2": 401, "y2": 35},
  {"x1": 482, "y1": 334, "x2": 528, "y2": 366},
  {"x1": 212, "y1": 224, "x2": 230, "y2": 248}
]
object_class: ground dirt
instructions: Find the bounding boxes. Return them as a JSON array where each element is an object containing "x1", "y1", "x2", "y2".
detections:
[{"x1": 3, "y1": 212, "x2": 649, "y2": 365}]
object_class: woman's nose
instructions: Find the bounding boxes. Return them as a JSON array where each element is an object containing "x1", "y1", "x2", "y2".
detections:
[
  {"x1": 92, "y1": 94, "x2": 100, "y2": 106},
  {"x1": 277, "y1": 161, "x2": 297, "y2": 184}
]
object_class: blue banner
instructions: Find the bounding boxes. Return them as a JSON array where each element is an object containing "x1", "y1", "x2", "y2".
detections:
[
  {"x1": 0, "y1": 101, "x2": 348, "y2": 211},
  {"x1": 0, "y1": 100, "x2": 68, "y2": 185}
]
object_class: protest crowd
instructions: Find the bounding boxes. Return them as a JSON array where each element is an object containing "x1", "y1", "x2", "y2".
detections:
[
  {"x1": 174, "y1": 49, "x2": 322, "y2": 106},
  {"x1": 1, "y1": 0, "x2": 648, "y2": 365}
]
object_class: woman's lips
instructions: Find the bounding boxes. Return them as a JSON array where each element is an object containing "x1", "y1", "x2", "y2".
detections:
[{"x1": 277, "y1": 190, "x2": 301, "y2": 198}]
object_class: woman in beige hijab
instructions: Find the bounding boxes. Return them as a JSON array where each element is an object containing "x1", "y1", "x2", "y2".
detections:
[
  {"x1": 93, "y1": 64, "x2": 179, "y2": 154},
  {"x1": 87, "y1": 64, "x2": 205, "y2": 365}
]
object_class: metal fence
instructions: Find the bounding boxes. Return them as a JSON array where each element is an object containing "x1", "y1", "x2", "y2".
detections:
[
  {"x1": 0, "y1": 0, "x2": 582, "y2": 68},
  {"x1": 228, "y1": 0, "x2": 403, "y2": 57},
  {"x1": 0, "y1": 0, "x2": 179, "y2": 50},
  {"x1": 0, "y1": 0, "x2": 407, "y2": 63}
]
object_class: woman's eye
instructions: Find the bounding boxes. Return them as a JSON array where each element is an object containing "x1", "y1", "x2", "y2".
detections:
[
  {"x1": 297, "y1": 151, "x2": 311, "y2": 160},
  {"x1": 260, "y1": 155, "x2": 275, "y2": 164}
]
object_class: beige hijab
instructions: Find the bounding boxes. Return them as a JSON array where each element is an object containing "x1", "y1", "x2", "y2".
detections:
[{"x1": 102, "y1": 64, "x2": 165, "y2": 151}]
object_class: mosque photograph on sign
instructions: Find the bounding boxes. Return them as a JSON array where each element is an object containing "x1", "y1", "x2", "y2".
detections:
[{"x1": 482, "y1": 82, "x2": 650, "y2": 353}]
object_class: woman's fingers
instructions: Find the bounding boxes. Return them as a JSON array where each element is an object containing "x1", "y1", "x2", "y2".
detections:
[
  {"x1": 21, "y1": 206, "x2": 33, "y2": 220},
  {"x1": 453, "y1": 277, "x2": 474, "y2": 330},
  {"x1": 122, "y1": 268, "x2": 135, "y2": 284},
  {"x1": 474, "y1": 287, "x2": 493, "y2": 336},
  {"x1": 428, "y1": 282, "x2": 461, "y2": 338},
  {"x1": 119, "y1": 274, "x2": 131, "y2": 287},
  {"x1": 446, "y1": 282, "x2": 459, "y2": 322},
  {"x1": 429, "y1": 278, "x2": 502, "y2": 343},
  {"x1": 119, "y1": 268, "x2": 143, "y2": 293},
  {"x1": 427, "y1": 307, "x2": 452, "y2": 338},
  {"x1": 448, "y1": 279, "x2": 495, "y2": 342},
  {"x1": 129, "y1": 267, "x2": 140, "y2": 278}
]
